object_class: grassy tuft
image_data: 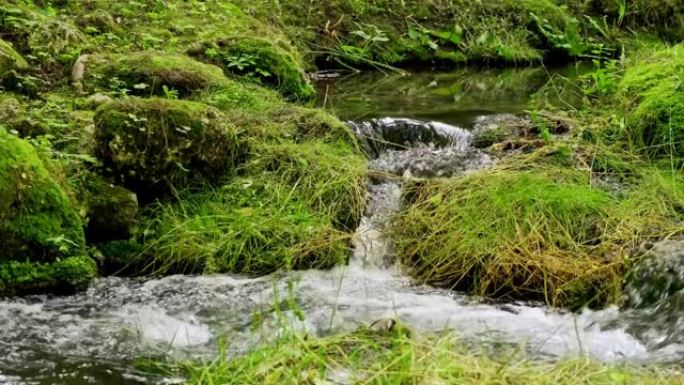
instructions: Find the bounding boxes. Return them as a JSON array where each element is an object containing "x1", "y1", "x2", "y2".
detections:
[
  {"x1": 618, "y1": 44, "x2": 684, "y2": 159},
  {"x1": 392, "y1": 164, "x2": 684, "y2": 308},
  {"x1": 247, "y1": 139, "x2": 367, "y2": 230},
  {"x1": 138, "y1": 178, "x2": 350, "y2": 276},
  {"x1": 183, "y1": 329, "x2": 684, "y2": 385}
]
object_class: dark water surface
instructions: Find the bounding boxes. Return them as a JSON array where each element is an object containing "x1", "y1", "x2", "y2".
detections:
[{"x1": 315, "y1": 65, "x2": 588, "y2": 127}]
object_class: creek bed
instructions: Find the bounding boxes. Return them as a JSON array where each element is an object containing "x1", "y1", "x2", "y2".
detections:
[{"x1": 1, "y1": 66, "x2": 682, "y2": 384}]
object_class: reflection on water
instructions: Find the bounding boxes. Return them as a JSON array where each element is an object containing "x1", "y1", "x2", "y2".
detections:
[{"x1": 316, "y1": 65, "x2": 588, "y2": 127}]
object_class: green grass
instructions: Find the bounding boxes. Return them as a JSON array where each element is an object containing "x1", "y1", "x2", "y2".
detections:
[
  {"x1": 618, "y1": 44, "x2": 684, "y2": 159},
  {"x1": 137, "y1": 177, "x2": 351, "y2": 275},
  {"x1": 392, "y1": 162, "x2": 684, "y2": 308},
  {"x1": 183, "y1": 328, "x2": 684, "y2": 385}
]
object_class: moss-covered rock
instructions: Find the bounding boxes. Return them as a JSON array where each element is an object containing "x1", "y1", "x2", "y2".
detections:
[
  {"x1": 619, "y1": 44, "x2": 684, "y2": 158},
  {"x1": 0, "y1": 128, "x2": 95, "y2": 295},
  {"x1": 94, "y1": 98, "x2": 244, "y2": 196},
  {"x1": 82, "y1": 52, "x2": 230, "y2": 96},
  {"x1": 0, "y1": 255, "x2": 96, "y2": 296},
  {"x1": 85, "y1": 177, "x2": 138, "y2": 242},
  {"x1": 190, "y1": 36, "x2": 315, "y2": 102},
  {"x1": 0, "y1": 38, "x2": 28, "y2": 76},
  {"x1": 0, "y1": 127, "x2": 86, "y2": 263}
]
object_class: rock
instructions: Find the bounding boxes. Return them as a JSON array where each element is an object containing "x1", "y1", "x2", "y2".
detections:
[
  {"x1": 85, "y1": 93, "x2": 112, "y2": 108},
  {"x1": 189, "y1": 36, "x2": 315, "y2": 101},
  {"x1": 0, "y1": 39, "x2": 28, "y2": 76},
  {"x1": 625, "y1": 239, "x2": 684, "y2": 309},
  {"x1": 82, "y1": 52, "x2": 230, "y2": 96},
  {"x1": 471, "y1": 114, "x2": 534, "y2": 148},
  {"x1": 94, "y1": 98, "x2": 244, "y2": 197},
  {"x1": 0, "y1": 127, "x2": 95, "y2": 295},
  {"x1": 85, "y1": 178, "x2": 138, "y2": 242}
]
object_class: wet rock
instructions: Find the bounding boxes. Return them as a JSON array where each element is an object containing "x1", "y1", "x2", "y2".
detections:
[
  {"x1": 472, "y1": 113, "x2": 569, "y2": 149},
  {"x1": 86, "y1": 178, "x2": 138, "y2": 242},
  {"x1": 472, "y1": 114, "x2": 534, "y2": 148},
  {"x1": 94, "y1": 97, "x2": 244, "y2": 197},
  {"x1": 350, "y1": 118, "x2": 472, "y2": 157},
  {"x1": 625, "y1": 239, "x2": 684, "y2": 309}
]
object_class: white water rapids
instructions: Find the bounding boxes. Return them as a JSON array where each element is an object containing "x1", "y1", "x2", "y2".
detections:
[{"x1": 0, "y1": 117, "x2": 681, "y2": 384}]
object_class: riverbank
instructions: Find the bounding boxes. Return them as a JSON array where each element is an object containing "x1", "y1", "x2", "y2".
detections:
[{"x1": 0, "y1": 0, "x2": 682, "y2": 383}]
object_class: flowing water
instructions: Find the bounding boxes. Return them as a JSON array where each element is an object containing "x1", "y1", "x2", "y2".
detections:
[{"x1": 1, "y1": 67, "x2": 682, "y2": 384}]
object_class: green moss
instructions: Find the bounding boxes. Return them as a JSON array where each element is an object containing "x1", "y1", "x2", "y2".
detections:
[
  {"x1": 83, "y1": 52, "x2": 230, "y2": 96},
  {"x1": 190, "y1": 36, "x2": 315, "y2": 101},
  {"x1": 619, "y1": 44, "x2": 684, "y2": 158},
  {"x1": 94, "y1": 97, "x2": 244, "y2": 196},
  {"x1": 234, "y1": 0, "x2": 613, "y2": 65},
  {"x1": 196, "y1": 79, "x2": 284, "y2": 113},
  {"x1": 139, "y1": 178, "x2": 350, "y2": 276},
  {"x1": 0, "y1": 127, "x2": 86, "y2": 264},
  {"x1": 0, "y1": 38, "x2": 28, "y2": 75},
  {"x1": 84, "y1": 176, "x2": 138, "y2": 242},
  {"x1": 0, "y1": 255, "x2": 96, "y2": 296}
]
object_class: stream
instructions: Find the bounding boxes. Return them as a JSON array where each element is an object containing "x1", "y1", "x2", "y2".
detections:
[{"x1": 1, "y1": 67, "x2": 682, "y2": 384}]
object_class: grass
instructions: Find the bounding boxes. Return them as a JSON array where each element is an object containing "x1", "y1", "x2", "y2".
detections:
[
  {"x1": 137, "y1": 177, "x2": 351, "y2": 275},
  {"x1": 618, "y1": 44, "x2": 684, "y2": 159},
  {"x1": 391, "y1": 161, "x2": 684, "y2": 308},
  {"x1": 183, "y1": 328, "x2": 684, "y2": 385}
]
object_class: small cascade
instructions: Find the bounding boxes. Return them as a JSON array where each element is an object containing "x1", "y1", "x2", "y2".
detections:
[
  {"x1": 348, "y1": 117, "x2": 491, "y2": 268},
  {"x1": 0, "y1": 116, "x2": 682, "y2": 384}
]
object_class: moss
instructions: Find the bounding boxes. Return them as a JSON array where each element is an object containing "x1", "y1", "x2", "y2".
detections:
[
  {"x1": 196, "y1": 79, "x2": 284, "y2": 113},
  {"x1": 0, "y1": 127, "x2": 86, "y2": 264},
  {"x1": 83, "y1": 52, "x2": 230, "y2": 96},
  {"x1": 0, "y1": 38, "x2": 28, "y2": 75},
  {"x1": 619, "y1": 44, "x2": 684, "y2": 158},
  {"x1": 94, "y1": 97, "x2": 244, "y2": 197},
  {"x1": 84, "y1": 176, "x2": 139, "y2": 242},
  {"x1": 190, "y1": 36, "x2": 315, "y2": 102},
  {"x1": 0, "y1": 255, "x2": 96, "y2": 296},
  {"x1": 234, "y1": 0, "x2": 612, "y2": 65},
  {"x1": 139, "y1": 178, "x2": 350, "y2": 276}
]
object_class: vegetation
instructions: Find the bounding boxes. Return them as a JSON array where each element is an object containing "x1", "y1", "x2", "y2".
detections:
[
  {"x1": 184, "y1": 328, "x2": 684, "y2": 385},
  {"x1": 0, "y1": 0, "x2": 682, "y2": 382},
  {"x1": 94, "y1": 97, "x2": 245, "y2": 197},
  {"x1": 0, "y1": 127, "x2": 95, "y2": 295}
]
